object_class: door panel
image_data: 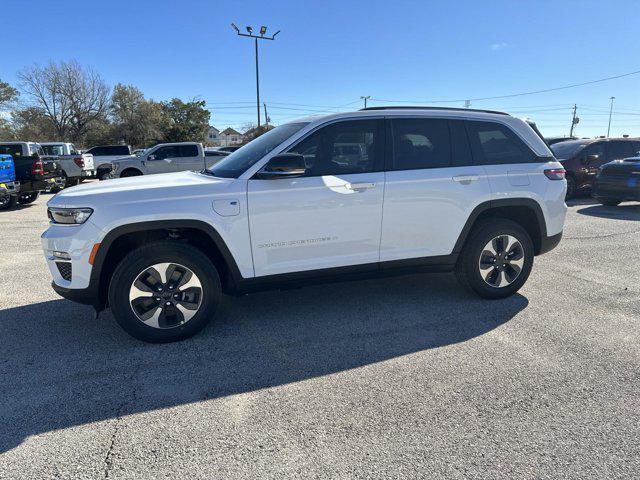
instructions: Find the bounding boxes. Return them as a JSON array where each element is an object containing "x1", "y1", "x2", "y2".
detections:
[
  {"x1": 248, "y1": 173, "x2": 384, "y2": 276},
  {"x1": 248, "y1": 118, "x2": 385, "y2": 277},
  {"x1": 380, "y1": 118, "x2": 493, "y2": 261},
  {"x1": 381, "y1": 167, "x2": 491, "y2": 260}
]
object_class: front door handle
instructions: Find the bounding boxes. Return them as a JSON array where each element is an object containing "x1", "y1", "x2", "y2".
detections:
[
  {"x1": 347, "y1": 182, "x2": 376, "y2": 190},
  {"x1": 453, "y1": 174, "x2": 480, "y2": 184}
]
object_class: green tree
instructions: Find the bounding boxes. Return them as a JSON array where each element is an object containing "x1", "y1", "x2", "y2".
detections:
[
  {"x1": 159, "y1": 99, "x2": 210, "y2": 143},
  {"x1": 111, "y1": 84, "x2": 163, "y2": 147},
  {"x1": 0, "y1": 79, "x2": 18, "y2": 109}
]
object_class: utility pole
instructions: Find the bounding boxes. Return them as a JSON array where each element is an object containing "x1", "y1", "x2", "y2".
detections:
[
  {"x1": 263, "y1": 102, "x2": 269, "y2": 129},
  {"x1": 569, "y1": 104, "x2": 578, "y2": 137},
  {"x1": 607, "y1": 96, "x2": 615, "y2": 138},
  {"x1": 464, "y1": 100, "x2": 471, "y2": 109},
  {"x1": 360, "y1": 95, "x2": 371, "y2": 108},
  {"x1": 231, "y1": 23, "x2": 280, "y2": 130}
]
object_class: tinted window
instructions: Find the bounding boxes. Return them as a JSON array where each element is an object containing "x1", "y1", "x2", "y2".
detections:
[
  {"x1": 178, "y1": 145, "x2": 198, "y2": 157},
  {"x1": 287, "y1": 120, "x2": 382, "y2": 176},
  {"x1": 466, "y1": 121, "x2": 535, "y2": 165},
  {"x1": 208, "y1": 123, "x2": 308, "y2": 178},
  {"x1": 389, "y1": 118, "x2": 450, "y2": 170},
  {"x1": 449, "y1": 120, "x2": 474, "y2": 167},
  {"x1": 86, "y1": 147, "x2": 104, "y2": 156},
  {"x1": 153, "y1": 146, "x2": 177, "y2": 160},
  {"x1": 607, "y1": 141, "x2": 639, "y2": 161},
  {"x1": 550, "y1": 141, "x2": 589, "y2": 159},
  {"x1": 0, "y1": 145, "x2": 22, "y2": 157},
  {"x1": 86, "y1": 146, "x2": 130, "y2": 156}
]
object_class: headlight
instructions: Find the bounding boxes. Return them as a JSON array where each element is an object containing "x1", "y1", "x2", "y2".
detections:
[{"x1": 48, "y1": 207, "x2": 93, "y2": 224}]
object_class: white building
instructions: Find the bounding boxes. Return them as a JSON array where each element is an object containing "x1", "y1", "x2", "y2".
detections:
[
  {"x1": 219, "y1": 127, "x2": 243, "y2": 146},
  {"x1": 206, "y1": 126, "x2": 221, "y2": 146}
]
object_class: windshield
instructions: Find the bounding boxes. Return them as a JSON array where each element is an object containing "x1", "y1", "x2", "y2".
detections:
[
  {"x1": 207, "y1": 123, "x2": 308, "y2": 178},
  {"x1": 550, "y1": 141, "x2": 589, "y2": 159}
]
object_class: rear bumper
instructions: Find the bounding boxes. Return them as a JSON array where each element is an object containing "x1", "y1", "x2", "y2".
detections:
[
  {"x1": 538, "y1": 232, "x2": 563, "y2": 255},
  {"x1": 0, "y1": 181, "x2": 20, "y2": 196}
]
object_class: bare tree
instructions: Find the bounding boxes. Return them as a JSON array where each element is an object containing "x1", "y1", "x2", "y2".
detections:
[{"x1": 17, "y1": 60, "x2": 110, "y2": 141}]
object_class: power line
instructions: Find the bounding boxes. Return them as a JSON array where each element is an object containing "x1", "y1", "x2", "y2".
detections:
[{"x1": 370, "y1": 68, "x2": 640, "y2": 104}]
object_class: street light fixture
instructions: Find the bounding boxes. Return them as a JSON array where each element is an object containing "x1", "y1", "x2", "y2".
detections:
[{"x1": 231, "y1": 23, "x2": 281, "y2": 130}]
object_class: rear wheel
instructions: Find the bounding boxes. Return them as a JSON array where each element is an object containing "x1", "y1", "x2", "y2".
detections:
[
  {"x1": 565, "y1": 175, "x2": 576, "y2": 199},
  {"x1": 455, "y1": 219, "x2": 534, "y2": 299},
  {"x1": 18, "y1": 192, "x2": 40, "y2": 205},
  {"x1": 108, "y1": 242, "x2": 221, "y2": 343},
  {"x1": 0, "y1": 195, "x2": 17, "y2": 210}
]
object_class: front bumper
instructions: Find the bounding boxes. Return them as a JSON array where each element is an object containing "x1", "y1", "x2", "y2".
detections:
[
  {"x1": 51, "y1": 282, "x2": 101, "y2": 307},
  {"x1": 538, "y1": 232, "x2": 563, "y2": 255}
]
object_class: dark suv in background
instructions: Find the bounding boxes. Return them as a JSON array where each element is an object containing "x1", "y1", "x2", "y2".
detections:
[{"x1": 550, "y1": 138, "x2": 640, "y2": 198}]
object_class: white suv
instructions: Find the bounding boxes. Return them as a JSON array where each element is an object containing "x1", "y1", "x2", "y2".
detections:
[{"x1": 42, "y1": 107, "x2": 567, "y2": 342}]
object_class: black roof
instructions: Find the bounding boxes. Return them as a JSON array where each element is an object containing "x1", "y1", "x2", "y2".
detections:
[{"x1": 360, "y1": 106, "x2": 509, "y2": 115}]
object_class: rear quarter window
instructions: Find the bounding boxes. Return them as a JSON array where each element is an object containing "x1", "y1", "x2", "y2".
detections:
[{"x1": 466, "y1": 121, "x2": 537, "y2": 165}]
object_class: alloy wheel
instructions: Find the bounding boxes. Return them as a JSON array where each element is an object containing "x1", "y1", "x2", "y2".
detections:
[
  {"x1": 129, "y1": 262, "x2": 203, "y2": 329},
  {"x1": 478, "y1": 235, "x2": 525, "y2": 288}
]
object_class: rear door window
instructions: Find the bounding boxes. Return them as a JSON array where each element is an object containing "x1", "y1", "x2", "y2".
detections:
[
  {"x1": 607, "y1": 141, "x2": 638, "y2": 161},
  {"x1": 466, "y1": 121, "x2": 536, "y2": 165},
  {"x1": 389, "y1": 118, "x2": 451, "y2": 170},
  {"x1": 177, "y1": 145, "x2": 199, "y2": 157}
]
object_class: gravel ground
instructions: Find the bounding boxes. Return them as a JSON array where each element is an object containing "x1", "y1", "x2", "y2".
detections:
[{"x1": 0, "y1": 192, "x2": 639, "y2": 479}]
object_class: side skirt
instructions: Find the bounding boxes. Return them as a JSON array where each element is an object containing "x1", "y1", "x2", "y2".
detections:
[{"x1": 232, "y1": 254, "x2": 458, "y2": 295}]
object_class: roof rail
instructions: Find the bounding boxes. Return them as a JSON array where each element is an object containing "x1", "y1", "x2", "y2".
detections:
[{"x1": 360, "y1": 106, "x2": 509, "y2": 115}]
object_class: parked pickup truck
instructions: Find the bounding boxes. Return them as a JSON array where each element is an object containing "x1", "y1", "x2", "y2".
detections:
[
  {"x1": 84, "y1": 145, "x2": 133, "y2": 179},
  {"x1": 41, "y1": 142, "x2": 96, "y2": 186},
  {"x1": 0, "y1": 154, "x2": 19, "y2": 210},
  {"x1": 108, "y1": 142, "x2": 208, "y2": 178},
  {"x1": 0, "y1": 142, "x2": 64, "y2": 204}
]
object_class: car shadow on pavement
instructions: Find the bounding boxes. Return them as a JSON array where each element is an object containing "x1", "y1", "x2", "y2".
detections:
[
  {"x1": 0, "y1": 273, "x2": 527, "y2": 453},
  {"x1": 576, "y1": 203, "x2": 640, "y2": 221}
]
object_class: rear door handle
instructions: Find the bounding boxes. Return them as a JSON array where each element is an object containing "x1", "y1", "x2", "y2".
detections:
[
  {"x1": 347, "y1": 182, "x2": 376, "y2": 190},
  {"x1": 453, "y1": 174, "x2": 480, "y2": 184}
]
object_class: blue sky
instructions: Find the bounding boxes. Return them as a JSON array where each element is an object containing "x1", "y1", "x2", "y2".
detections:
[{"x1": 3, "y1": 0, "x2": 640, "y2": 137}]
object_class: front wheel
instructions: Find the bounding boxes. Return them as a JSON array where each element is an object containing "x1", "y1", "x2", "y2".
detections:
[
  {"x1": 598, "y1": 198, "x2": 621, "y2": 206},
  {"x1": 455, "y1": 219, "x2": 534, "y2": 299},
  {"x1": 18, "y1": 192, "x2": 40, "y2": 205},
  {"x1": 108, "y1": 242, "x2": 221, "y2": 343}
]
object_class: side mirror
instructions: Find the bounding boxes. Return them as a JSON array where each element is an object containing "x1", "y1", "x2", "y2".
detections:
[
  {"x1": 255, "y1": 153, "x2": 306, "y2": 179},
  {"x1": 584, "y1": 154, "x2": 599, "y2": 164},
  {"x1": 148, "y1": 154, "x2": 156, "y2": 161}
]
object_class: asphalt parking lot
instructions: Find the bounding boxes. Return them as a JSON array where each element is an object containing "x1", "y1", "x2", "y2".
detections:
[{"x1": 1, "y1": 192, "x2": 639, "y2": 479}]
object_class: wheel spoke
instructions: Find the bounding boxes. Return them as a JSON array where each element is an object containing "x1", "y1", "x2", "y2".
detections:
[
  {"x1": 141, "y1": 306, "x2": 162, "y2": 329},
  {"x1": 175, "y1": 303, "x2": 198, "y2": 322}
]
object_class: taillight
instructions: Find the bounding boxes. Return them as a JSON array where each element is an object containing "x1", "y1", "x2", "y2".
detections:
[
  {"x1": 32, "y1": 159, "x2": 44, "y2": 175},
  {"x1": 544, "y1": 168, "x2": 566, "y2": 180},
  {"x1": 73, "y1": 157, "x2": 84, "y2": 168}
]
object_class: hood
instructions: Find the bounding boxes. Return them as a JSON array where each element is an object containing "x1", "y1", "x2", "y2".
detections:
[{"x1": 48, "y1": 171, "x2": 234, "y2": 208}]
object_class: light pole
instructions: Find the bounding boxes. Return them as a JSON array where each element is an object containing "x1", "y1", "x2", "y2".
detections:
[
  {"x1": 606, "y1": 96, "x2": 615, "y2": 138},
  {"x1": 360, "y1": 95, "x2": 371, "y2": 108},
  {"x1": 231, "y1": 23, "x2": 280, "y2": 130}
]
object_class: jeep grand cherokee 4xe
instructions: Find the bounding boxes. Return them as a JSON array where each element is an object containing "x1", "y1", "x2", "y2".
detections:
[{"x1": 42, "y1": 107, "x2": 567, "y2": 342}]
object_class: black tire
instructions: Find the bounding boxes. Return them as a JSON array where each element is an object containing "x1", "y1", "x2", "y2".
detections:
[
  {"x1": 121, "y1": 169, "x2": 142, "y2": 178},
  {"x1": 0, "y1": 195, "x2": 17, "y2": 210},
  {"x1": 598, "y1": 199, "x2": 621, "y2": 206},
  {"x1": 565, "y1": 175, "x2": 576, "y2": 199},
  {"x1": 455, "y1": 219, "x2": 534, "y2": 299},
  {"x1": 18, "y1": 191, "x2": 40, "y2": 205},
  {"x1": 108, "y1": 242, "x2": 221, "y2": 343}
]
